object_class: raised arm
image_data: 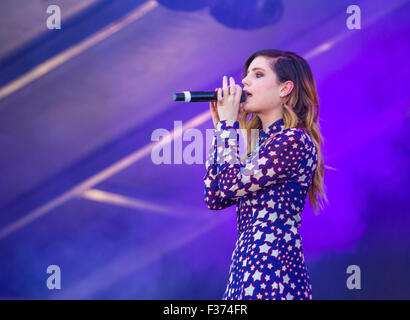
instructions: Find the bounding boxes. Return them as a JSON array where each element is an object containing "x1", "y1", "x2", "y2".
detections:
[
  {"x1": 203, "y1": 129, "x2": 238, "y2": 210},
  {"x1": 214, "y1": 120, "x2": 309, "y2": 200}
]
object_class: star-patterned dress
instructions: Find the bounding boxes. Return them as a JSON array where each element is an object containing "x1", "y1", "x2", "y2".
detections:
[{"x1": 203, "y1": 117, "x2": 317, "y2": 300}]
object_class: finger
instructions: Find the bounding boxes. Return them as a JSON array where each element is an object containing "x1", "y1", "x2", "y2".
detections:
[
  {"x1": 217, "y1": 87, "x2": 222, "y2": 102},
  {"x1": 210, "y1": 88, "x2": 217, "y2": 109},
  {"x1": 222, "y1": 75, "x2": 228, "y2": 100},
  {"x1": 229, "y1": 77, "x2": 236, "y2": 96},
  {"x1": 213, "y1": 87, "x2": 219, "y2": 106},
  {"x1": 234, "y1": 84, "x2": 242, "y2": 104},
  {"x1": 209, "y1": 100, "x2": 215, "y2": 111}
]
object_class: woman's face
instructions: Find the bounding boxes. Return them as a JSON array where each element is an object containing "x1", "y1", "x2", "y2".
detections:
[{"x1": 241, "y1": 56, "x2": 283, "y2": 114}]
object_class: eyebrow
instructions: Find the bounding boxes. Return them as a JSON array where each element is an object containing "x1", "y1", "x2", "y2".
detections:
[{"x1": 246, "y1": 67, "x2": 265, "y2": 75}]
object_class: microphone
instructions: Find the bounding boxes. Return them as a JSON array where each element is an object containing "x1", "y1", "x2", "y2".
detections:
[{"x1": 173, "y1": 91, "x2": 247, "y2": 103}]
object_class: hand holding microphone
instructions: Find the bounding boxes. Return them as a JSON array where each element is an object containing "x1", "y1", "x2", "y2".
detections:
[
  {"x1": 174, "y1": 76, "x2": 246, "y2": 128},
  {"x1": 214, "y1": 75, "x2": 244, "y2": 123}
]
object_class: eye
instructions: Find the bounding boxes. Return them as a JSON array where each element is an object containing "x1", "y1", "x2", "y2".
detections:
[{"x1": 256, "y1": 73, "x2": 263, "y2": 78}]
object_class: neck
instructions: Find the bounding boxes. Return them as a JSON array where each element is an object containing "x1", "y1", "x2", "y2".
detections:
[{"x1": 259, "y1": 109, "x2": 283, "y2": 131}]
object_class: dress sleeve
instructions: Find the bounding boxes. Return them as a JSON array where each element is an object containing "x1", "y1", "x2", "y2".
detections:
[
  {"x1": 212, "y1": 120, "x2": 307, "y2": 200},
  {"x1": 203, "y1": 122, "x2": 238, "y2": 210}
]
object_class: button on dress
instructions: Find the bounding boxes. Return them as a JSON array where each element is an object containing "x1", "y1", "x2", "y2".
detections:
[{"x1": 203, "y1": 118, "x2": 317, "y2": 300}]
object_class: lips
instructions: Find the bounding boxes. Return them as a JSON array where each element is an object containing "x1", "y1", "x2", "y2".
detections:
[{"x1": 245, "y1": 91, "x2": 252, "y2": 99}]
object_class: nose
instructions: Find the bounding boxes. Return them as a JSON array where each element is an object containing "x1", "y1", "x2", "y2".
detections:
[{"x1": 241, "y1": 76, "x2": 249, "y2": 87}]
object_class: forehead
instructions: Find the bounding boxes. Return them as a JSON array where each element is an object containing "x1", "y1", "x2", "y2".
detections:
[{"x1": 247, "y1": 56, "x2": 274, "y2": 73}]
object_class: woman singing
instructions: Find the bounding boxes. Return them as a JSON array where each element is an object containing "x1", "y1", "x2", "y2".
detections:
[{"x1": 203, "y1": 49, "x2": 327, "y2": 300}]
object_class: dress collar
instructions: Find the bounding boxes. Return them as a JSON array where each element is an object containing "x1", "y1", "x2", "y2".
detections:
[{"x1": 259, "y1": 118, "x2": 285, "y2": 142}]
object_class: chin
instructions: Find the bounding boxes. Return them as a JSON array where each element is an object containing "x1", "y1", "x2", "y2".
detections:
[{"x1": 243, "y1": 103, "x2": 259, "y2": 114}]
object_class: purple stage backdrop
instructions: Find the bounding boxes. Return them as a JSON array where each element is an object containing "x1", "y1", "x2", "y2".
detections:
[{"x1": 0, "y1": 0, "x2": 409, "y2": 299}]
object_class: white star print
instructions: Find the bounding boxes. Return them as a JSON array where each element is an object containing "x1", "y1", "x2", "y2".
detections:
[
  {"x1": 297, "y1": 174, "x2": 307, "y2": 182},
  {"x1": 248, "y1": 183, "x2": 259, "y2": 192},
  {"x1": 268, "y1": 212, "x2": 277, "y2": 223},
  {"x1": 252, "y1": 270, "x2": 262, "y2": 281},
  {"x1": 267, "y1": 199, "x2": 275, "y2": 208},
  {"x1": 286, "y1": 292, "x2": 294, "y2": 300},
  {"x1": 257, "y1": 208, "x2": 268, "y2": 219},
  {"x1": 253, "y1": 230, "x2": 263, "y2": 241},
  {"x1": 271, "y1": 249, "x2": 279, "y2": 257},
  {"x1": 295, "y1": 239, "x2": 301, "y2": 249},
  {"x1": 259, "y1": 243, "x2": 271, "y2": 254},
  {"x1": 283, "y1": 274, "x2": 290, "y2": 284},
  {"x1": 235, "y1": 189, "x2": 246, "y2": 197},
  {"x1": 241, "y1": 174, "x2": 251, "y2": 185},
  {"x1": 267, "y1": 168, "x2": 275, "y2": 177},
  {"x1": 279, "y1": 283, "x2": 284, "y2": 294},
  {"x1": 284, "y1": 218, "x2": 293, "y2": 226},
  {"x1": 284, "y1": 232, "x2": 292, "y2": 242},
  {"x1": 204, "y1": 177, "x2": 212, "y2": 188},
  {"x1": 244, "y1": 284, "x2": 255, "y2": 296},
  {"x1": 264, "y1": 233, "x2": 276, "y2": 243},
  {"x1": 258, "y1": 157, "x2": 268, "y2": 165},
  {"x1": 245, "y1": 162, "x2": 255, "y2": 171},
  {"x1": 253, "y1": 169, "x2": 264, "y2": 181},
  {"x1": 243, "y1": 271, "x2": 250, "y2": 282},
  {"x1": 229, "y1": 184, "x2": 238, "y2": 193}
]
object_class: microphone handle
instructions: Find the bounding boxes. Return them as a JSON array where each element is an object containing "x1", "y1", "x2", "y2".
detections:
[{"x1": 173, "y1": 91, "x2": 247, "y2": 103}]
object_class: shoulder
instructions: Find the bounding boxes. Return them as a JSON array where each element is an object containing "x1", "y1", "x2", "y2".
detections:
[
  {"x1": 278, "y1": 128, "x2": 313, "y2": 143},
  {"x1": 262, "y1": 128, "x2": 303, "y2": 154},
  {"x1": 269, "y1": 128, "x2": 314, "y2": 153},
  {"x1": 273, "y1": 128, "x2": 303, "y2": 144},
  {"x1": 288, "y1": 128, "x2": 317, "y2": 157}
]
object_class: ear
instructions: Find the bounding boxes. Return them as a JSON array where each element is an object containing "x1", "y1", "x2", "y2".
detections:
[{"x1": 279, "y1": 80, "x2": 294, "y2": 98}]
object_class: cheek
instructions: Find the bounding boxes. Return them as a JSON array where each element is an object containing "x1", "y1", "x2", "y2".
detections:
[
  {"x1": 260, "y1": 89, "x2": 279, "y2": 105},
  {"x1": 263, "y1": 84, "x2": 281, "y2": 102}
]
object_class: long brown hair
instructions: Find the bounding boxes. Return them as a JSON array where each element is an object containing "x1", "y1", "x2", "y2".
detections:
[{"x1": 239, "y1": 49, "x2": 328, "y2": 215}]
